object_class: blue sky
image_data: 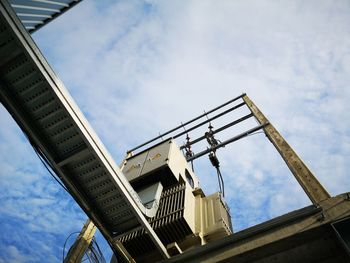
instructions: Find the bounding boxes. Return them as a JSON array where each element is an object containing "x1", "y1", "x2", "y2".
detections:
[{"x1": 1, "y1": 0, "x2": 350, "y2": 262}]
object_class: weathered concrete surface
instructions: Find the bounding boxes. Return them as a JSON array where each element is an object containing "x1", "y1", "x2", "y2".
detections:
[
  {"x1": 163, "y1": 193, "x2": 350, "y2": 263},
  {"x1": 243, "y1": 95, "x2": 330, "y2": 205}
]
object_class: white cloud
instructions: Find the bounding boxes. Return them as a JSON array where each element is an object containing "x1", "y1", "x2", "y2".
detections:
[
  {"x1": 1, "y1": 0, "x2": 350, "y2": 260},
  {"x1": 6, "y1": 246, "x2": 29, "y2": 263}
]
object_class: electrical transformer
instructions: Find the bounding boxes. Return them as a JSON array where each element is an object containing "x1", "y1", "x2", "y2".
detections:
[{"x1": 119, "y1": 139, "x2": 232, "y2": 261}]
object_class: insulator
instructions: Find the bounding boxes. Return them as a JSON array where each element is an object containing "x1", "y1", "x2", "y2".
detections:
[{"x1": 209, "y1": 152, "x2": 220, "y2": 168}]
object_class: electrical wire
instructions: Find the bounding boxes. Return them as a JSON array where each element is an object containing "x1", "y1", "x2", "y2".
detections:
[
  {"x1": 216, "y1": 168, "x2": 222, "y2": 194},
  {"x1": 62, "y1": 234, "x2": 106, "y2": 263},
  {"x1": 85, "y1": 237, "x2": 106, "y2": 263},
  {"x1": 16, "y1": 122, "x2": 94, "y2": 263},
  {"x1": 20, "y1": 131, "x2": 69, "y2": 192},
  {"x1": 62, "y1": 231, "x2": 80, "y2": 262},
  {"x1": 81, "y1": 255, "x2": 90, "y2": 262},
  {"x1": 217, "y1": 168, "x2": 225, "y2": 197},
  {"x1": 107, "y1": 239, "x2": 124, "y2": 263},
  {"x1": 209, "y1": 152, "x2": 225, "y2": 197},
  {"x1": 33, "y1": 146, "x2": 68, "y2": 192},
  {"x1": 93, "y1": 238, "x2": 105, "y2": 263}
]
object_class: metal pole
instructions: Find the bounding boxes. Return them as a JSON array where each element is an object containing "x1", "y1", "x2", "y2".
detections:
[
  {"x1": 173, "y1": 102, "x2": 246, "y2": 139},
  {"x1": 180, "y1": 113, "x2": 253, "y2": 150},
  {"x1": 128, "y1": 93, "x2": 246, "y2": 153},
  {"x1": 187, "y1": 123, "x2": 268, "y2": 162},
  {"x1": 64, "y1": 219, "x2": 96, "y2": 263},
  {"x1": 242, "y1": 94, "x2": 330, "y2": 204}
]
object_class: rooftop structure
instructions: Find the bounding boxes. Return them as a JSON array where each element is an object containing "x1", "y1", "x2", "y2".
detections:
[
  {"x1": 7, "y1": 0, "x2": 82, "y2": 33},
  {"x1": 1, "y1": 1, "x2": 349, "y2": 262}
]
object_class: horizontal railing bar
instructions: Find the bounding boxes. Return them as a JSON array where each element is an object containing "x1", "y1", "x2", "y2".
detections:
[
  {"x1": 180, "y1": 113, "x2": 254, "y2": 150},
  {"x1": 127, "y1": 93, "x2": 246, "y2": 153},
  {"x1": 172, "y1": 102, "x2": 247, "y2": 140},
  {"x1": 186, "y1": 123, "x2": 269, "y2": 162}
]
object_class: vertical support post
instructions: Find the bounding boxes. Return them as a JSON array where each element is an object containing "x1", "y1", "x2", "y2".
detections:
[
  {"x1": 242, "y1": 95, "x2": 330, "y2": 204},
  {"x1": 64, "y1": 219, "x2": 96, "y2": 263}
]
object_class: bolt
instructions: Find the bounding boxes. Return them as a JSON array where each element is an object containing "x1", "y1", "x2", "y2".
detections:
[{"x1": 317, "y1": 212, "x2": 326, "y2": 221}]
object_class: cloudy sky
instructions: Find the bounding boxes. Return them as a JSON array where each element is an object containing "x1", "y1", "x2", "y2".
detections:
[{"x1": 1, "y1": 0, "x2": 350, "y2": 262}]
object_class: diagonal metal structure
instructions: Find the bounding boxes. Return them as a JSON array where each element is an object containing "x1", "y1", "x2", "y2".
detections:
[
  {"x1": 1, "y1": 1, "x2": 345, "y2": 262},
  {"x1": 0, "y1": 0, "x2": 169, "y2": 260},
  {"x1": 129, "y1": 91, "x2": 330, "y2": 206},
  {"x1": 7, "y1": 0, "x2": 82, "y2": 33}
]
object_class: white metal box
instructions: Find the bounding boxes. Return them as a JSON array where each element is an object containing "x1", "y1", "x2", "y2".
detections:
[
  {"x1": 122, "y1": 139, "x2": 199, "y2": 190},
  {"x1": 201, "y1": 192, "x2": 232, "y2": 242}
]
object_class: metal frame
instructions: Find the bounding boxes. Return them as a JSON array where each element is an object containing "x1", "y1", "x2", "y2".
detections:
[
  {"x1": 1, "y1": 0, "x2": 333, "y2": 259},
  {"x1": 242, "y1": 95, "x2": 330, "y2": 204},
  {"x1": 130, "y1": 94, "x2": 330, "y2": 206},
  {"x1": 8, "y1": 0, "x2": 83, "y2": 33},
  {"x1": 186, "y1": 123, "x2": 268, "y2": 162},
  {"x1": 0, "y1": 0, "x2": 169, "y2": 260},
  {"x1": 127, "y1": 94, "x2": 246, "y2": 153}
]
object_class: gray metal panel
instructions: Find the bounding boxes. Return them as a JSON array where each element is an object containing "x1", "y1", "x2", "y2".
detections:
[
  {"x1": 7, "y1": 0, "x2": 82, "y2": 33},
  {"x1": 0, "y1": 0, "x2": 169, "y2": 258},
  {"x1": 119, "y1": 184, "x2": 191, "y2": 259}
]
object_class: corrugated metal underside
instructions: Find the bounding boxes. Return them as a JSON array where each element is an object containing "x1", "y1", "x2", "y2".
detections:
[
  {"x1": 120, "y1": 184, "x2": 193, "y2": 257},
  {"x1": 0, "y1": 1, "x2": 139, "y2": 236},
  {"x1": 7, "y1": 0, "x2": 82, "y2": 33}
]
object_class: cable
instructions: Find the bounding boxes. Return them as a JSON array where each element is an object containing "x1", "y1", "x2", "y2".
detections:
[
  {"x1": 93, "y1": 238, "x2": 106, "y2": 263},
  {"x1": 191, "y1": 160, "x2": 195, "y2": 172},
  {"x1": 216, "y1": 168, "x2": 222, "y2": 194},
  {"x1": 16, "y1": 118, "x2": 107, "y2": 263},
  {"x1": 84, "y1": 237, "x2": 106, "y2": 263},
  {"x1": 20, "y1": 130, "x2": 69, "y2": 192},
  {"x1": 81, "y1": 254, "x2": 90, "y2": 262},
  {"x1": 107, "y1": 239, "x2": 124, "y2": 263},
  {"x1": 33, "y1": 147, "x2": 68, "y2": 192},
  {"x1": 16, "y1": 131, "x2": 83, "y2": 262},
  {"x1": 209, "y1": 152, "x2": 225, "y2": 197},
  {"x1": 62, "y1": 231, "x2": 80, "y2": 262},
  {"x1": 63, "y1": 235, "x2": 106, "y2": 263},
  {"x1": 217, "y1": 168, "x2": 225, "y2": 197}
]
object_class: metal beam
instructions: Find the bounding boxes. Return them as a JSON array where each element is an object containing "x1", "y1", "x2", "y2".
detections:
[
  {"x1": 11, "y1": 4, "x2": 60, "y2": 13},
  {"x1": 242, "y1": 94, "x2": 330, "y2": 204},
  {"x1": 128, "y1": 94, "x2": 246, "y2": 153},
  {"x1": 180, "y1": 113, "x2": 253, "y2": 150},
  {"x1": 17, "y1": 12, "x2": 52, "y2": 18},
  {"x1": 32, "y1": 0, "x2": 69, "y2": 7},
  {"x1": 172, "y1": 102, "x2": 246, "y2": 140},
  {"x1": 8, "y1": 0, "x2": 83, "y2": 33},
  {"x1": 0, "y1": 1, "x2": 169, "y2": 259},
  {"x1": 186, "y1": 123, "x2": 268, "y2": 162}
]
